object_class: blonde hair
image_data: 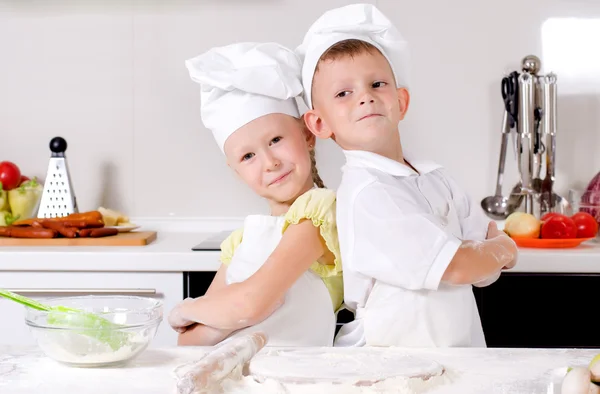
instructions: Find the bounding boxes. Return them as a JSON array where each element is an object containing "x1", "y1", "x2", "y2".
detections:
[
  {"x1": 298, "y1": 118, "x2": 325, "y2": 188},
  {"x1": 310, "y1": 149, "x2": 325, "y2": 188}
]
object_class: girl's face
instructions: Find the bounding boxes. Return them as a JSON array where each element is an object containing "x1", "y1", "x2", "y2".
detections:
[{"x1": 224, "y1": 113, "x2": 316, "y2": 215}]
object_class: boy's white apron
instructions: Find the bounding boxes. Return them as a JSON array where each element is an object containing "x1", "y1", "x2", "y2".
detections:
[
  {"x1": 225, "y1": 215, "x2": 336, "y2": 346},
  {"x1": 335, "y1": 203, "x2": 486, "y2": 348}
]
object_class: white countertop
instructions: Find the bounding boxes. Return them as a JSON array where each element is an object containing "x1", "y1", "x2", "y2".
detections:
[
  {"x1": 510, "y1": 240, "x2": 600, "y2": 273},
  {"x1": 0, "y1": 217, "x2": 599, "y2": 273},
  {"x1": 0, "y1": 345, "x2": 596, "y2": 393},
  {"x1": 0, "y1": 218, "x2": 235, "y2": 273},
  {"x1": 0, "y1": 231, "x2": 223, "y2": 272}
]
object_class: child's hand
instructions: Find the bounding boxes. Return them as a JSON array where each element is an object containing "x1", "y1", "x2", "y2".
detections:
[
  {"x1": 473, "y1": 270, "x2": 501, "y2": 287},
  {"x1": 486, "y1": 221, "x2": 518, "y2": 270},
  {"x1": 168, "y1": 298, "x2": 196, "y2": 333},
  {"x1": 486, "y1": 221, "x2": 506, "y2": 239},
  {"x1": 177, "y1": 324, "x2": 233, "y2": 346}
]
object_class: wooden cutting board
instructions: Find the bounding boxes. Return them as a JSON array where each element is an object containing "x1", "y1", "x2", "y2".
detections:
[{"x1": 0, "y1": 231, "x2": 157, "y2": 246}]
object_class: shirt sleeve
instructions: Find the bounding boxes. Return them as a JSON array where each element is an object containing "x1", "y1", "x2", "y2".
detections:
[
  {"x1": 282, "y1": 188, "x2": 342, "y2": 279},
  {"x1": 282, "y1": 188, "x2": 344, "y2": 311},
  {"x1": 443, "y1": 170, "x2": 500, "y2": 287},
  {"x1": 219, "y1": 227, "x2": 244, "y2": 266},
  {"x1": 347, "y1": 182, "x2": 461, "y2": 291},
  {"x1": 443, "y1": 170, "x2": 489, "y2": 241}
]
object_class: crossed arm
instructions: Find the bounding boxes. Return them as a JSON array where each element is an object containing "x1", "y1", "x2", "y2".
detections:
[{"x1": 169, "y1": 219, "x2": 330, "y2": 345}]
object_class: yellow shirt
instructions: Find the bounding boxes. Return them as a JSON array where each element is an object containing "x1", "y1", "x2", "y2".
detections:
[{"x1": 219, "y1": 188, "x2": 344, "y2": 311}]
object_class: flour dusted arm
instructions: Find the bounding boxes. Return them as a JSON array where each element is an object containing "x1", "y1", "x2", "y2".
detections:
[
  {"x1": 348, "y1": 183, "x2": 517, "y2": 290},
  {"x1": 170, "y1": 229, "x2": 242, "y2": 343},
  {"x1": 171, "y1": 219, "x2": 325, "y2": 330},
  {"x1": 174, "y1": 264, "x2": 235, "y2": 345},
  {"x1": 444, "y1": 171, "x2": 513, "y2": 287},
  {"x1": 441, "y1": 221, "x2": 517, "y2": 285}
]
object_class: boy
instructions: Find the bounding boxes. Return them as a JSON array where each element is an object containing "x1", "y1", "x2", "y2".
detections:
[{"x1": 296, "y1": 4, "x2": 518, "y2": 347}]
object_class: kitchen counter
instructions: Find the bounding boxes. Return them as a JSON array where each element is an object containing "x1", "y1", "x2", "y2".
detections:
[
  {"x1": 2, "y1": 218, "x2": 598, "y2": 350},
  {"x1": 0, "y1": 217, "x2": 598, "y2": 273},
  {"x1": 0, "y1": 218, "x2": 238, "y2": 272},
  {"x1": 0, "y1": 231, "x2": 223, "y2": 272},
  {"x1": 0, "y1": 345, "x2": 596, "y2": 393}
]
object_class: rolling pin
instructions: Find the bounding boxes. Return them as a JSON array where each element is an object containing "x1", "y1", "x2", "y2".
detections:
[{"x1": 175, "y1": 332, "x2": 268, "y2": 394}]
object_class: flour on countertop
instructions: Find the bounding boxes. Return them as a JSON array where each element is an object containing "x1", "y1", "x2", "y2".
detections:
[{"x1": 177, "y1": 347, "x2": 452, "y2": 394}]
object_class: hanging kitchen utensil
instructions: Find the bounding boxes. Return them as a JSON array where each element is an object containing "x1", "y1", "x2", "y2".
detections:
[
  {"x1": 501, "y1": 71, "x2": 520, "y2": 129},
  {"x1": 527, "y1": 55, "x2": 544, "y2": 193},
  {"x1": 37, "y1": 137, "x2": 78, "y2": 219},
  {"x1": 501, "y1": 71, "x2": 525, "y2": 212},
  {"x1": 506, "y1": 71, "x2": 536, "y2": 215},
  {"x1": 501, "y1": 71, "x2": 520, "y2": 159},
  {"x1": 531, "y1": 106, "x2": 544, "y2": 192},
  {"x1": 497, "y1": 55, "x2": 564, "y2": 218},
  {"x1": 540, "y1": 73, "x2": 559, "y2": 214},
  {"x1": 517, "y1": 72, "x2": 535, "y2": 192},
  {"x1": 481, "y1": 110, "x2": 512, "y2": 219}
]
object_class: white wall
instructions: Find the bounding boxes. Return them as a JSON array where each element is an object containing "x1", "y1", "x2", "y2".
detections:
[{"x1": 1, "y1": 0, "x2": 599, "y2": 218}]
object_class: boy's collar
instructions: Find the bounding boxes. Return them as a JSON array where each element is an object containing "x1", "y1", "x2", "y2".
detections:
[{"x1": 342, "y1": 150, "x2": 443, "y2": 177}]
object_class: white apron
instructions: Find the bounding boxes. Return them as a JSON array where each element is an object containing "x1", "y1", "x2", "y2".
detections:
[
  {"x1": 224, "y1": 215, "x2": 336, "y2": 347},
  {"x1": 335, "y1": 202, "x2": 486, "y2": 348}
]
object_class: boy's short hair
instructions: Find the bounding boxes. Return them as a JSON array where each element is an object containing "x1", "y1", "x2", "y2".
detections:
[{"x1": 315, "y1": 39, "x2": 381, "y2": 73}]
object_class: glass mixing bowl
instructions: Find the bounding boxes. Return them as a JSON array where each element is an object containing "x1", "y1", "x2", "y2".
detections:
[{"x1": 24, "y1": 295, "x2": 163, "y2": 367}]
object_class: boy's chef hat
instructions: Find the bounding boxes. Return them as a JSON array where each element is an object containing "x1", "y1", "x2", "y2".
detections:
[
  {"x1": 186, "y1": 42, "x2": 303, "y2": 152},
  {"x1": 296, "y1": 3, "x2": 410, "y2": 109}
]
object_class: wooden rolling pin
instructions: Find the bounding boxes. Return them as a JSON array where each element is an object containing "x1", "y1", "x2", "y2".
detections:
[{"x1": 175, "y1": 332, "x2": 268, "y2": 394}]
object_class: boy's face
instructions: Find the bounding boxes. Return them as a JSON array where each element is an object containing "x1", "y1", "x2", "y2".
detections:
[{"x1": 305, "y1": 49, "x2": 409, "y2": 153}]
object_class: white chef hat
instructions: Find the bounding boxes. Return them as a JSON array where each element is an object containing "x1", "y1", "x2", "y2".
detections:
[
  {"x1": 186, "y1": 42, "x2": 303, "y2": 152},
  {"x1": 296, "y1": 3, "x2": 410, "y2": 109}
]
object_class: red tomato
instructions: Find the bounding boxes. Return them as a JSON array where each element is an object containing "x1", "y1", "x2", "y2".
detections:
[
  {"x1": 19, "y1": 175, "x2": 30, "y2": 185},
  {"x1": 541, "y1": 212, "x2": 560, "y2": 222},
  {"x1": 0, "y1": 161, "x2": 21, "y2": 191},
  {"x1": 540, "y1": 214, "x2": 578, "y2": 239},
  {"x1": 571, "y1": 212, "x2": 599, "y2": 238}
]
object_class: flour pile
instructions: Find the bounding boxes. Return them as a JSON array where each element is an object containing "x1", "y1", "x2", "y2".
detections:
[{"x1": 38, "y1": 331, "x2": 148, "y2": 366}]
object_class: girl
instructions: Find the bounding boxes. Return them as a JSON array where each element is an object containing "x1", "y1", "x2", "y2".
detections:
[{"x1": 167, "y1": 42, "x2": 343, "y2": 347}]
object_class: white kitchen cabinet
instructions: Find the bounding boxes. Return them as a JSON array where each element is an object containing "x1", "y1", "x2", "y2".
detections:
[{"x1": 0, "y1": 272, "x2": 182, "y2": 347}]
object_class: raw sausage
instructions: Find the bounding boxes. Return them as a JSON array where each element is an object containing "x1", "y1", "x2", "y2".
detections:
[
  {"x1": 60, "y1": 220, "x2": 104, "y2": 229},
  {"x1": 0, "y1": 226, "x2": 57, "y2": 238},
  {"x1": 88, "y1": 228, "x2": 118, "y2": 238},
  {"x1": 36, "y1": 221, "x2": 78, "y2": 238},
  {"x1": 12, "y1": 211, "x2": 104, "y2": 227}
]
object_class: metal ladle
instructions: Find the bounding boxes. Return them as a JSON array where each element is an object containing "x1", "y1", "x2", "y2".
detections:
[{"x1": 481, "y1": 111, "x2": 511, "y2": 219}]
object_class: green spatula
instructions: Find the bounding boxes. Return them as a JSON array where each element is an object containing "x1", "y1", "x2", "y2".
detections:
[{"x1": 0, "y1": 289, "x2": 131, "y2": 351}]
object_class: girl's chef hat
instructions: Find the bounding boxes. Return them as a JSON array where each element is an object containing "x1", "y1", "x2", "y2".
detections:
[
  {"x1": 296, "y1": 3, "x2": 410, "y2": 109},
  {"x1": 186, "y1": 42, "x2": 303, "y2": 152}
]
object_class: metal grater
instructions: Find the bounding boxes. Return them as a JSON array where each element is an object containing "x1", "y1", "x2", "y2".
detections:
[{"x1": 37, "y1": 137, "x2": 78, "y2": 218}]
